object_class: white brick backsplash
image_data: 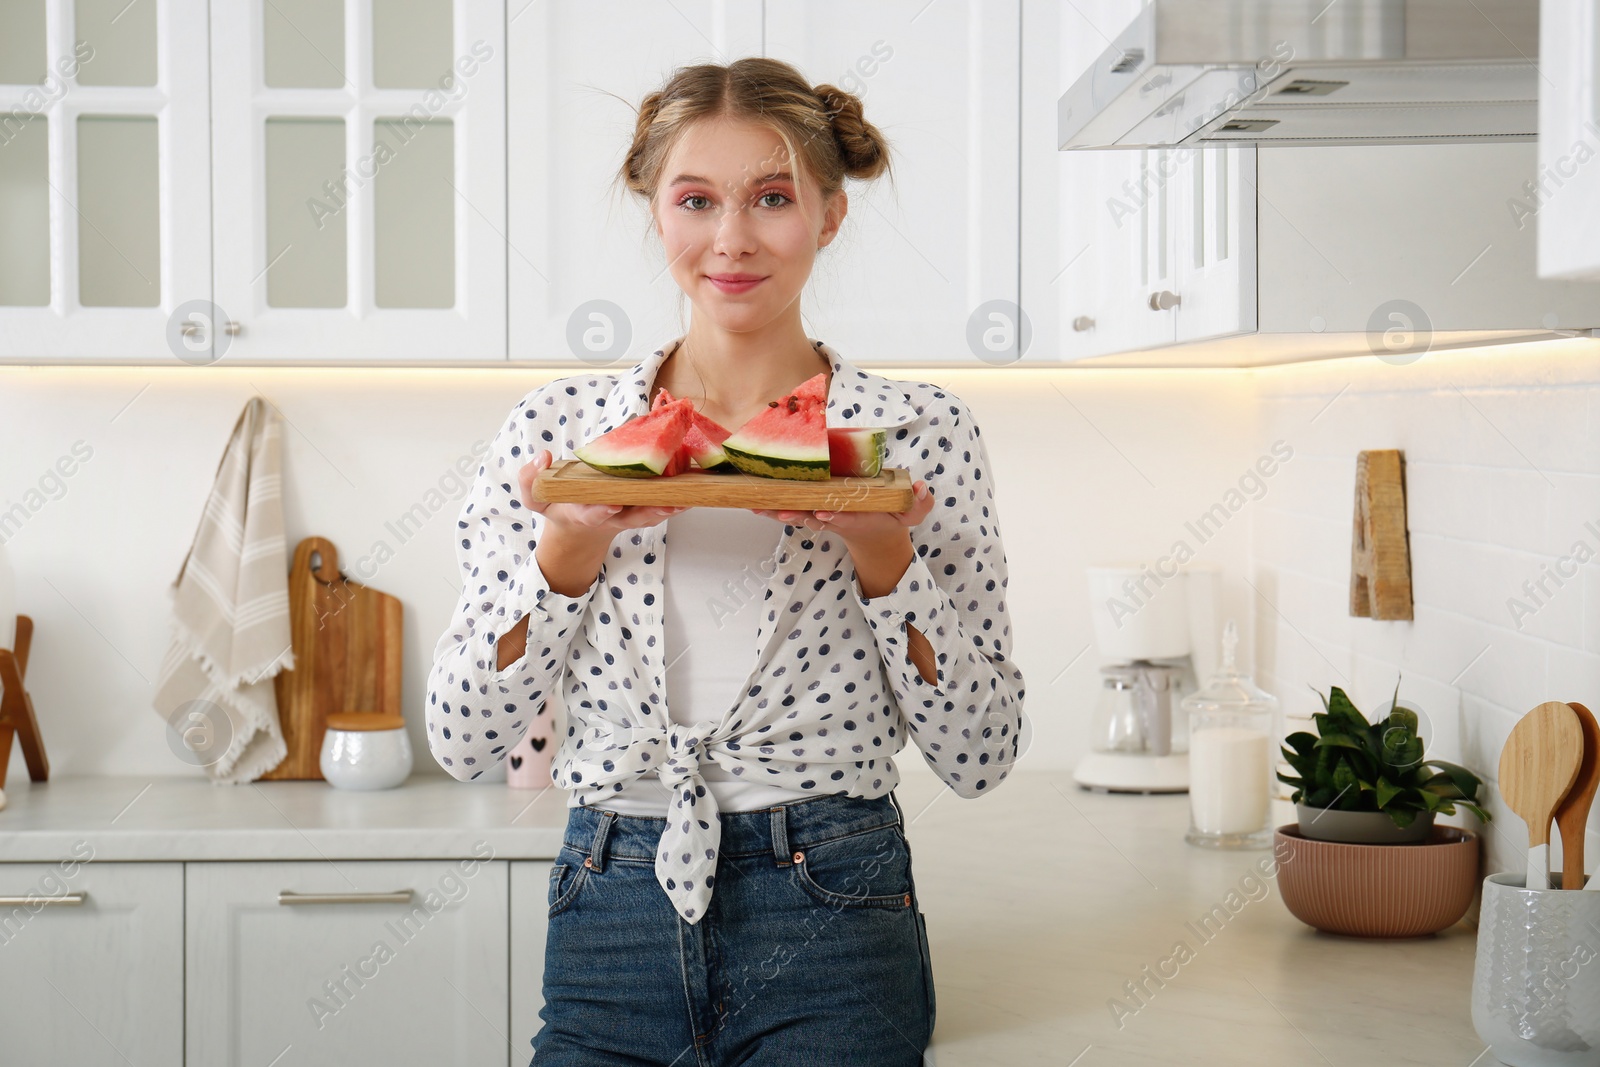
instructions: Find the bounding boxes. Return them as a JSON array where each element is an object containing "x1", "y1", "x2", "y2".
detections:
[
  {"x1": 1587, "y1": 566, "x2": 1600, "y2": 655},
  {"x1": 1486, "y1": 467, "x2": 1552, "y2": 555},
  {"x1": 1254, "y1": 343, "x2": 1600, "y2": 866},
  {"x1": 1405, "y1": 460, "x2": 1492, "y2": 542}
]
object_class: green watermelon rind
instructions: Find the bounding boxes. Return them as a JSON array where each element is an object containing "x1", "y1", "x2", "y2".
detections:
[
  {"x1": 572, "y1": 445, "x2": 670, "y2": 477},
  {"x1": 720, "y1": 386, "x2": 830, "y2": 480},
  {"x1": 721, "y1": 442, "x2": 831, "y2": 480},
  {"x1": 573, "y1": 400, "x2": 692, "y2": 477}
]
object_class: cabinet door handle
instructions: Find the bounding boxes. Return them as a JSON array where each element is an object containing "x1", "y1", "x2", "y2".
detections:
[
  {"x1": 277, "y1": 889, "x2": 415, "y2": 906},
  {"x1": 0, "y1": 893, "x2": 86, "y2": 906},
  {"x1": 1071, "y1": 316, "x2": 1096, "y2": 332},
  {"x1": 1148, "y1": 290, "x2": 1181, "y2": 311},
  {"x1": 223, "y1": 321, "x2": 242, "y2": 336}
]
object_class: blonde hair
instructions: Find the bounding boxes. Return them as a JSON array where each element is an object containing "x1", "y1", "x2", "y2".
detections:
[{"x1": 616, "y1": 56, "x2": 894, "y2": 219}]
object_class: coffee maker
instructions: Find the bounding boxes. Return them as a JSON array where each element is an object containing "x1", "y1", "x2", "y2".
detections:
[{"x1": 1074, "y1": 562, "x2": 1220, "y2": 794}]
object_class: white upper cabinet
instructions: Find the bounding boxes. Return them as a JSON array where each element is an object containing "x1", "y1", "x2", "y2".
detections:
[
  {"x1": 507, "y1": 2, "x2": 1019, "y2": 365},
  {"x1": 1025, "y1": 0, "x2": 1255, "y2": 363},
  {"x1": 1172, "y1": 143, "x2": 1256, "y2": 345},
  {"x1": 762, "y1": 1, "x2": 1021, "y2": 362},
  {"x1": 506, "y1": 4, "x2": 763, "y2": 365},
  {"x1": 0, "y1": 0, "x2": 211, "y2": 361},
  {"x1": 1537, "y1": 0, "x2": 1600, "y2": 283},
  {"x1": 209, "y1": 0, "x2": 506, "y2": 361}
]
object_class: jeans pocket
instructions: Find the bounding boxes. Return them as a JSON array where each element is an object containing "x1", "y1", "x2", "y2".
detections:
[
  {"x1": 548, "y1": 858, "x2": 589, "y2": 918},
  {"x1": 792, "y1": 822, "x2": 913, "y2": 910}
]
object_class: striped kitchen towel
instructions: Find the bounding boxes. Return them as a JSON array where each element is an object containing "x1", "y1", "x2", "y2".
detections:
[{"x1": 152, "y1": 396, "x2": 295, "y2": 784}]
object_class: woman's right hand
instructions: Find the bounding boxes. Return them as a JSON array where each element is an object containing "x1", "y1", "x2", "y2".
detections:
[{"x1": 516, "y1": 449, "x2": 687, "y2": 548}]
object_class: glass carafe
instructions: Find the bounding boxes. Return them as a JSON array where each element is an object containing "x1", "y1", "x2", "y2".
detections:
[{"x1": 1183, "y1": 620, "x2": 1279, "y2": 849}]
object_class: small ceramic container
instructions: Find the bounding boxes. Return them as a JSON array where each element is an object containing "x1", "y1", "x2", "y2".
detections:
[
  {"x1": 319, "y1": 712, "x2": 412, "y2": 790},
  {"x1": 1472, "y1": 871, "x2": 1600, "y2": 1067}
]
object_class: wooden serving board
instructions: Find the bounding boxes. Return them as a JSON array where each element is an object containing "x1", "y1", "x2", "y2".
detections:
[
  {"x1": 262, "y1": 536, "x2": 404, "y2": 781},
  {"x1": 531, "y1": 460, "x2": 914, "y2": 512}
]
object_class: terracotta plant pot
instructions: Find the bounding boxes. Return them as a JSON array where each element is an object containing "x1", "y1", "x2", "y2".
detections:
[
  {"x1": 1296, "y1": 804, "x2": 1436, "y2": 844},
  {"x1": 1274, "y1": 823, "x2": 1480, "y2": 938}
]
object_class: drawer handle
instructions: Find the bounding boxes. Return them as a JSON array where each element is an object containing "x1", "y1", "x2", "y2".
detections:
[
  {"x1": 0, "y1": 893, "x2": 86, "y2": 906},
  {"x1": 277, "y1": 890, "x2": 415, "y2": 906}
]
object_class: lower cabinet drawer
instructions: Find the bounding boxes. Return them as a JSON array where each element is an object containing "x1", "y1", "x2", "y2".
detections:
[
  {"x1": 185, "y1": 858, "x2": 508, "y2": 1067},
  {"x1": 0, "y1": 859, "x2": 184, "y2": 1065}
]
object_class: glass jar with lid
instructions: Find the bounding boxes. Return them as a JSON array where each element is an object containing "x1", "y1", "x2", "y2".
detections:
[{"x1": 1183, "y1": 619, "x2": 1279, "y2": 849}]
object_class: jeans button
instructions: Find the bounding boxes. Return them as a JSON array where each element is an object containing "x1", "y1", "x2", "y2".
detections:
[
  {"x1": 792, "y1": 850, "x2": 804, "y2": 863},
  {"x1": 583, "y1": 856, "x2": 593, "y2": 869}
]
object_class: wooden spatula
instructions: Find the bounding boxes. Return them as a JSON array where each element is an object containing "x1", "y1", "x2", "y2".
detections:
[
  {"x1": 1556, "y1": 701, "x2": 1600, "y2": 890},
  {"x1": 1500, "y1": 701, "x2": 1584, "y2": 890}
]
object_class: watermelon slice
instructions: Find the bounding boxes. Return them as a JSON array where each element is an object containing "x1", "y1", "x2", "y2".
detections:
[
  {"x1": 721, "y1": 374, "x2": 831, "y2": 480},
  {"x1": 649, "y1": 387, "x2": 733, "y2": 471},
  {"x1": 791, "y1": 371, "x2": 828, "y2": 408},
  {"x1": 828, "y1": 427, "x2": 885, "y2": 477},
  {"x1": 574, "y1": 398, "x2": 694, "y2": 477}
]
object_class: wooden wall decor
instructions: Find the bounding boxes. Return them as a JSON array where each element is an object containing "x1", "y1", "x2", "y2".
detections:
[
  {"x1": 1350, "y1": 449, "x2": 1414, "y2": 621},
  {"x1": 0, "y1": 615, "x2": 49, "y2": 784}
]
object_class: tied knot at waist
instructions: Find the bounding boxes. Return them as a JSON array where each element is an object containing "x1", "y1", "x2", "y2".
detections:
[
  {"x1": 659, "y1": 720, "x2": 718, "y2": 790},
  {"x1": 575, "y1": 717, "x2": 728, "y2": 925},
  {"x1": 580, "y1": 717, "x2": 730, "y2": 794}
]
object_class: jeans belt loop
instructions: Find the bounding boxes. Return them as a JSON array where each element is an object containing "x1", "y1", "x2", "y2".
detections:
[
  {"x1": 770, "y1": 805, "x2": 792, "y2": 866},
  {"x1": 588, "y1": 810, "x2": 617, "y2": 873}
]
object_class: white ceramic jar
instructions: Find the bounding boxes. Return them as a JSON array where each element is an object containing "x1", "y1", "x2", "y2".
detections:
[{"x1": 319, "y1": 712, "x2": 412, "y2": 790}]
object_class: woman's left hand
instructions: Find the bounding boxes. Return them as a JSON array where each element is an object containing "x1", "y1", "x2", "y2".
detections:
[{"x1": 749, "y1": 479, "x2": 935, "y2": 549}]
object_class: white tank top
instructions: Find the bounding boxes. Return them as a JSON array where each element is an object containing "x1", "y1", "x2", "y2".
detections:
[{"x1": 568, "y1": 505, "x2": 824, "y2": 814}]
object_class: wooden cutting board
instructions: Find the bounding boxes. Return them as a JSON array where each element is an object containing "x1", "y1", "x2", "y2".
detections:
[
  {"x1": 531, "y1": 460, "x2": 914, "y2": 512},
  {"x1": 262, "y1": 536, "x2": 403, "y2": 780}
]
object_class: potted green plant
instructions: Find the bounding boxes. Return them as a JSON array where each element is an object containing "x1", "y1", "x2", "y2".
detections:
[{"x1": 1279, "y1": 682, "x2": 1491, "y2": 844}]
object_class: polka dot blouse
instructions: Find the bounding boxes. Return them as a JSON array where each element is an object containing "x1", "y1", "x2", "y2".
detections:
[{"x1": 425, "y1": 339, "x2": 1028, "y2": 925}]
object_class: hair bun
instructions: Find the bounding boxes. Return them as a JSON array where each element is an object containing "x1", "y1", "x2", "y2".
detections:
[{"x1": 813, "y1": 83, "x2": 887, "y2": 181}]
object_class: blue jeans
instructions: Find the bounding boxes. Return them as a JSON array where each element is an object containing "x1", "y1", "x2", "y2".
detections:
[{"x1": 531, "y1": 790, "x2": 936, "y2": 1066}]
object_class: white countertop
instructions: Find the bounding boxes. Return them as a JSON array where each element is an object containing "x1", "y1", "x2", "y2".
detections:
[
  {"x1": 0, "y1": 769, "x2": 1486, "y2": 1065},
  {"x1": 0, "y1": 772, "x2": 569, "y2": 860}
]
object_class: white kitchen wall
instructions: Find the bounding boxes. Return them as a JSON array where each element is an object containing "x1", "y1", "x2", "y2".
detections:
[
  {"x1": 0, "y1": 350, "x2": 1258, "y2": 793},
  {"x1": 4, "y1": 337, "x2": 1595, "y2": 883},
  {"x1": 1250, "y1": 337, "x2": 1600, "y2": 878}
]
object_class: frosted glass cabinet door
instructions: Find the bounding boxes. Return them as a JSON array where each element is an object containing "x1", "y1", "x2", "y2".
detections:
[
  {"x1": 506, "y1": 3, "x2": 762, "y2": 364},
  {"x1": 210, "y1": 0, "x2": 506, "y2": 360},
  {"x1": 0, "y1": 0, "x2": 211, "y2": 361},
  {"x1": 0, "y1": 861, "x2": 184, "y2": 1064},
  {"x1": 185, "y1": 859, "x2": 510, "y2": 1067}
]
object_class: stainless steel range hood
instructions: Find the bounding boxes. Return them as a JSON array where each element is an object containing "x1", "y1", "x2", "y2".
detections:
[{"x1": 1058, "y1": 0, "x2": 1538, "y2": 149}]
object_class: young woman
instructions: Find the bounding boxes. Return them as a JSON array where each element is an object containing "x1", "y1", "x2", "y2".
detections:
[{"x1": 426, "y1": 57, "x2": 1027, "y2": 1066}]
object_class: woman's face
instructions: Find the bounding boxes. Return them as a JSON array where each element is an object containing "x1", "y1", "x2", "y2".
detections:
[{"x1": 653, "y1": 116, "x2": 844, "y2": 333}]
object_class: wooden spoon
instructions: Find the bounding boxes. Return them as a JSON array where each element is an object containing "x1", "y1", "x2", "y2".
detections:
[
  {"x1": 1556, "y1": 701, "x2": 1600, "y2": 890},
  {"x1": 1499, "y1": 702, "x2": 1584, "y2": 890}
]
